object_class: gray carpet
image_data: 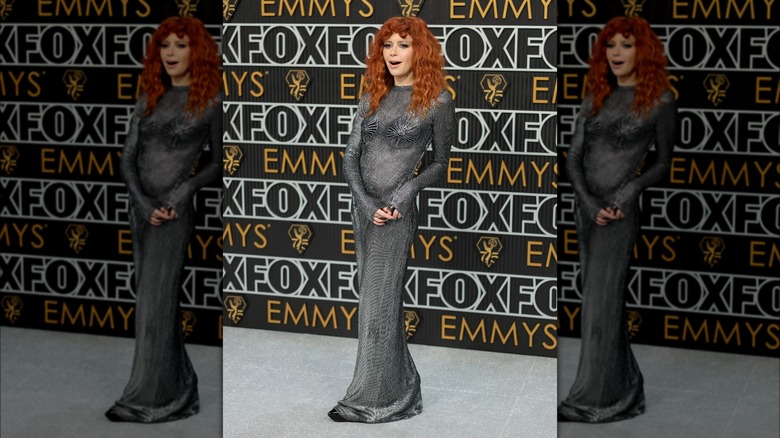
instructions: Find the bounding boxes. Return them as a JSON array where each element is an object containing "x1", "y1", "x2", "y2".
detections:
[
  {"x1": 222, "y1": 326, "x2": 557, "y2": 438},
  {"x1": 557, "y1": 337, "x2": 780, "y2": 438},
  {"x1": 0, "y1": 326, "x2": 222, "y2": 438}
]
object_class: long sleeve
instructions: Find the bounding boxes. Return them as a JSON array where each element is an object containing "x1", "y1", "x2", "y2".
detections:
[
  {"x1": 566, "y1": 99, "x2": 604, "y2": 220},
  {"x1": 611, "y1": 92, "x2": 677, "y2": 213},
  {"x1": 389, "y1": 91, "x2": 454, "y2": 215},
  {"x1": 120, "y1": 97, "x2": 158, "y2": 220},
  {"x1": 163, "y1": 95, "x2": 223, "y2": 213},
  {"x1": 343, "y1": 96, "x2": 383, "y2": 218}
]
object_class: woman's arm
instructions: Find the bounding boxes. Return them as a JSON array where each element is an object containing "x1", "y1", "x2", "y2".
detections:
[
  {"x1": 164, "y1": 96, "x2": 223, "y2": 212},
  {"x1": 389, "y1": 90, "x2": 455, "y2": 215},
  {"x1": 343, "y1": 96, "x2": 382, "y2": 219},
  {"x1": 120, "y1": 97, "x2": 158, "y2": 220},
  {"x1": 565, "y1": 99, "x2": 604, "y2": 221},
  {"x1": 611, "y1": 92, "x2": 677, "y2": 213}
]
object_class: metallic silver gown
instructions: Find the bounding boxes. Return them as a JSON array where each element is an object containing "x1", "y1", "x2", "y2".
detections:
[
  {"x1": 108, "y1": 86, "x2": 221, "y2": 422},
  {"x1": 333, "y1": 86, "x2": 454, "y2": 423},
  {"x1": 559, "y1": 86, "x2": 676, "y2": 422}
]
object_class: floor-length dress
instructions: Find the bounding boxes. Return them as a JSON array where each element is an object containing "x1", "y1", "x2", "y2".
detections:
[
  {"x1": 332, "y1": 86, "x2": 454, "y2": 423},
  {"x1": 559, "y1": 85, "x2": 676, "y2": 422},
  {"x1": 107, "y1": 86, "x2": 221, "y2": 423}
]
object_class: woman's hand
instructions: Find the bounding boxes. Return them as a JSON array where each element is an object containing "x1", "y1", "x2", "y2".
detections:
[
  {"x1": 149, "y1": 207, "x2": 180, "y2": 226},
  {"x1": 595, "y1": 207, "x2": 624, "y2": 226},
  {"x1": 373, "y1": 207, "x2": 401, "y2": 226}
]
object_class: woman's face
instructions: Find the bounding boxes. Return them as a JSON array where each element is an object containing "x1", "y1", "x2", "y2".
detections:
[
  {"x1": 383, "y1": 33, "x2": 415, "y2": 86},
  {"x1": 606, "y1": 33, "x2": 637, "y2": 86},
  {"x1": 160, "y1": 33, "x2": 192, "y2": 86}
]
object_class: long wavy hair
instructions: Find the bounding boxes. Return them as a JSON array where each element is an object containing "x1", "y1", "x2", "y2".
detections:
[
  {"x1": 141, "y1": 16, "x2": 220, "y2": 116},
  {"x1": 586, "y1": 16, "x2": 669, "y2": 115},
  {"x1": 363, "y1": 16, "x2": 446, "y2": 116}
]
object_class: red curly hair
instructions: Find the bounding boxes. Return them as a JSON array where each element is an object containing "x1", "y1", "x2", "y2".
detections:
[
  {"x1": 141, "y1": 16, "x2": 220, "y2": 116},
  {"x1": 364, "y1": 16, "x2": 446, "y2": 116},
  {"x1": 587, "y1": 16, "x2": 669, "y2": 115}
]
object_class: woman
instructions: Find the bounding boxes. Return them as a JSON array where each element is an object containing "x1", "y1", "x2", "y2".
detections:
[
  {"x1": 105, "y1": 16, "x2": 221, "y2": 423},
  {"x1": 558, "y1": 16, "x2": 676, "y2": 423},
  {"x1": 328, "y1": 16, "x2": 455, "y2": 423}
]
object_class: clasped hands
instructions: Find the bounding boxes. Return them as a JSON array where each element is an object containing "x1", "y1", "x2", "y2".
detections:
[
  {"x1": 149, "y1": 207, "x2": 180, "y2": 226},
  {"x1": 373, "y1": 206, "x2": 402, "y2": 226},
  {"x1": 595, "y1": 206, "x2": 624, "y2": 226}
]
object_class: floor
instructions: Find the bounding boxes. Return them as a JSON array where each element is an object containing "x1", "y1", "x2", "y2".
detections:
[
  {"x1": 2, "y1": 326, "x2": 776, "y2": 438},
  {"x1": 222, "y1": 326, "x2": 557, "y2": 438},
  {"x1": 557, "y1": 337, "x2": 780, "y2": 438},
  {"x1": 0, "y1": 326, "x2": 222, "y2": 438}
]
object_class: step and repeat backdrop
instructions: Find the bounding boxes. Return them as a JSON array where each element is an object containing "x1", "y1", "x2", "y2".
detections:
[
  {"x1": 221, "y1": 0, "x2": 558, "y2": 356},
  {"x1": 0, "y1": 1, "x2": 224, "y2": 345},
  {"x1": 558, "y1": 1, "x2": 779, "y2": 357}
]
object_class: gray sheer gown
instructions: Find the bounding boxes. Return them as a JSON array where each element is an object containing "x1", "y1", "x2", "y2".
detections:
[
  {"x1": 559, "y1": 85, "x2": 676, "y2": 422},
  {"x1": 333, "y1": 86, "x2": 454, "y2": 423},
  {"x1": 107, "y1": 86, "x2": 221, "y2": 422}
]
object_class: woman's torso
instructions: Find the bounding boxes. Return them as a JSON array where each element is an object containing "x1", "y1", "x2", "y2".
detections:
[
  {"x1": 581, "y1": 86, "x2": 659, "y2": 199},
  {"x1": 358, "y1": 86, "x2": 438, "y2": 202},
  {"x1": 135, "y1": 86, "x2": 213, "y2": 198}
]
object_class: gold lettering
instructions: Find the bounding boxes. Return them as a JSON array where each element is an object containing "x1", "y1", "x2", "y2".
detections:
[
  {"x1": 460, "y1": 318, "x2": 487, "y2": 342},
  {"x1": 490, "y1": 321, "x2": 518, "y2": 346},
  {"x1": 542, "y1": 323, "x2": 557, "y2": 349},
  {"x1": 285, "y1": 302, "x2": 308, "y2": 325},
  {"x1": 498, "y1": 161, "x2": 526, "y2": 186},
  {"x1": 665, "y1": 314, "x2": 680, "y2": 340},
  {"x1": 313, "y1": 305, "x2": 337, "y2": 328},
  {"x1": 442, "y1": 314, "x2": 457, "y2": 340},
  {"x1": 279, "y1": 0, "x2": 305, "y2": 15},
  {"x1": 766, "y1": 323, "x2": 779, "y2": 349},
  {"x1": 726, "y1": 0, "x2": 754, "y2": 18},
  {"x1": 267, "y1": 299, "x2": 282, "y2": 324},
  {"x1": 41, "y1": 148, "x2": 56, "y2": 173},
  {"x1": 693, "y1": 0, "x2": 722, "y2": 18},
  {"x1": 339, "y1": 306, "x2": 357, "y2": 331},
  {"x1": 341, "y1": 229, "x2": 355, "y2": 255},
  {"x1": 117, "y1": 305, "x2": 133, "y2": 330},
  {"x1": 451, "y1": 0, "x2": 467, "y2": 18},
  {"x1": 309, "y1": 0, "x2": 335, "y2": 15},
  {"x1": 745, "y1": 321, "x2": 763, "y2": 347},
  {"x1": 522, "y1": 321, "x2": 539, "y2": 347},
  {"x1": 714, "y1": 320, "x2": 740, "y2": 345},
  {"x1": 62, "y1": 302, "x2": 86, "y2": 326},
  {"x1": 44, "y1": 300, "x2": 58, "y2": 323},
  {"x1": 533, "y1": 76, "x2": 551, "y2": 103},
  {"x1": 118, "y1": 229, "x2": 132, "y2": 255},
  {"x1": 683, "y1": 318, "x2": 709, "y2": 342},
  {"x1": 749, "y1": 241, "x2": 779, "y2": 268},
  {"x1": 358, "y1": 0, "x2": 373, "y2": 17},
  {"x1": 264, "y1": 148, "x2": 279, "y2": 173},
  {"x1": 439, "y1": 236, "x2": 454, "y2": 262},
  {"x1": 447, "y1": 157, "x2": 464, "y2": 183},
  {"x1": 89, "y1": 305, "x2": 114, "y2": 328}
]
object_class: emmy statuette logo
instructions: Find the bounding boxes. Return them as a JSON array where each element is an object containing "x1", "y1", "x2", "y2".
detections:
[
  {"x1": 63, "y1": 70, "x2": 87, "y2": 100},
  {"x1": 703, "y1": 74, "x2": 729, "y2": 106},
  {"x1": 1, "y1": 296, "x2": 23, "y2": 323},
  {"x1": 476, "y1": 236, "x2": 503, "y2": 268},
  {"x1": 627, "y1": 310, "x2": 642, "y2": 339},
  {"x1": 288, "y1": 224, "x2": 314, "y2": 254},
  {"x1": 0, "y1": 0, "x2": 14, "y2": 20},
  {"x1": 65, "y1": 224, "x2": 89, "y2": 253},
  {"x1": 480, "y1": 74, "x2": 508, "y2": 108},
  {"x1": 223, "y1": 0, "x2": 241, "y2": 21},
  {"x1": 175, "y1": 0, "x2": 199, "y2": 16},
  {"x1": 223, "y1": 145, "x2": 243, "y2": 175},
  {"x1": 621, "y1": 0, "x2": 646, "y2": 16},
  {"x1": 699, "y1": 237, "x2": 725, "y2": 267},
  {"x1": 404, "y1": 310, "x2": 421, "y2": 340},
  {"x1": 181, "y1": 310, "x2": 196, "y2": 338},
  {"x1": 397, "y1": 0, "x2": 425, "y2": 16},
  {"x1": 224, "y1": 295, "x2": 248, "y2": 324},
  {"x1": 285, "y1": 70, "x2": 311, "y2": 102},
  {"x1": 0, "y1": 145, "x2": 20, "y2": 175}
]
